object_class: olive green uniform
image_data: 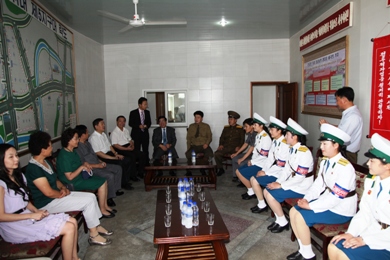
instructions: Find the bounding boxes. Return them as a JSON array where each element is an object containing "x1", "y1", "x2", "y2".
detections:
[
  {"x1": 185, "y1": 122, "x2": 213, "y2": 160},
  {"x1": 214, "y1": 124, "x2": 245, "y2": 168}
]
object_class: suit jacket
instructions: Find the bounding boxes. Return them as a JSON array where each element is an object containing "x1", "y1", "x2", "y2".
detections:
[
  {"x1": 129, "y1": 108, "x2": 152, "y2": 139},
  {"x1": 152, "y1": 126, "x2": 178, "y2": 158}
]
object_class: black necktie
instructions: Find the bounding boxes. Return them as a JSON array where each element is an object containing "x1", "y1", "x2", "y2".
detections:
[{"x1": 195, "y1": 125, "x2": 199, "y2": 138}]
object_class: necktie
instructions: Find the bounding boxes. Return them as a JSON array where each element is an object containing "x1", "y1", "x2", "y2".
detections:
[
  {"x1": 325, "y1": 160, "x2": 330, "y2": 172},
  {"x1": 377, "y1": 183, "x2": 383, "y2": 198},
  {"x1": 195, "y1": 125, "x2": 199, "y2": 138},
  {"x1": 289, "y1": 147, "x2": 293, "y2": 154},
  {"x1": 140, "y1": 111, "x2": 145, "y2": 132},
  {"x1": 163, "y1": 128, "x2": 167, "y2": 145}
]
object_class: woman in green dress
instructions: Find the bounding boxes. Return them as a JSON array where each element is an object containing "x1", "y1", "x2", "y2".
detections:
[{"x1": 56, "y1": 128, "x2": 115, "y2": 219}]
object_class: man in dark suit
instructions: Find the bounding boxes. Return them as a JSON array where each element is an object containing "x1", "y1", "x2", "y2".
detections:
[
  {"x1": 152, "y1": 116, "x2": 178, "y2": 176},
  {"x1": 129, "y1": 97, "x2": 152, "y2": 161}
]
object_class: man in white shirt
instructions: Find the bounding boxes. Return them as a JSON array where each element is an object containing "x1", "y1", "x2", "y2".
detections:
[
  {"x1": 89, "y1": 118, "x2": 133, "y2": 189},
  {"x1": 319, "y1": 86, "x2": 363, "y2": 163},
  {"x1": 111, "y1": 115, "x2": 146, "y2": 181}
]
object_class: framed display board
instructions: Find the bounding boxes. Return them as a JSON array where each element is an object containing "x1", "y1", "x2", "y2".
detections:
[
  {"x1": 0, "y1": 0, "x2": 76, "y2": 151},
  {"x1": 301, "y1": 36, "x2": 348, "y2": 118}
]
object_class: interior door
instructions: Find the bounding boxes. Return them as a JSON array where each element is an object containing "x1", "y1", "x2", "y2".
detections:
[{"x1": 276, "y1": 82, "x2": 298, "y2": 122}]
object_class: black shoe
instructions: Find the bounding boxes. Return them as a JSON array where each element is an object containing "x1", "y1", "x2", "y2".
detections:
[
  {"x1": 200, "y1": 169, "x2": 206, "y2": 175},
  {"x1": 122, "y1": 183, "x2": 134, "y2": 190},
  {"x1": 250, "y1": 205, "x2": 259, "y2": 211},
  {"x1": 237, "y1": 182, "x2": 245, "y2": 187},
  {"x1": 252, "y1": 206, "x2": 268, "y2": 213},
  {"x1": 116, "y1": 191, "x2": 124, "y2": 196},
  {"x1": 267, "y1": 222, "x2": 278, "y2": 230},
  {"x1": 287, "y1": 251, "x2": 316, "y2": 260},
  {"x1": 107, "y1": 198, "x2": 116, "y2": 207},
  {"x1": 186, "y1": 170, "x2": 192, "y2": 176},
  {"x1": 169, "y1": 170, "x2": 176, "y2": 176},
  {"x1": 156, "y1": 170, "x2": 163, "y2": 177},
  {"x1": 130, "y1": 176, "x2": 140, "y2": 182},
  {"x1": 242, "y1": 193, "x2": 256, "y2": 200},
  {"x1": 107, "y1": 209, "x2": 117, "y2": 214},
  {"x1": 216, "y1": 168, "x2": 225, "y2": 176},
  {"x1": 99, "y1": 212, "x2": 115, "y2": 219},
  {"x1": 270, "y1": 222, "x2": 290, "y2": 233},
  {"x1": 232, "y1": 177, "x2": 238, "y2": 182}
]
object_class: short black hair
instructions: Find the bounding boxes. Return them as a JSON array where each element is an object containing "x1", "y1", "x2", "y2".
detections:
[
  {"x1": 138, "y1": 97, "x2": 147, "y2": 105},
  {"x1": 243, "y1": 118, "x2": 253, "y2": 126},
  {"x1": 92, "y1": 118, "x2": 104, "y2": 130},
  {"x1": 335, "y1": 86, "x2": 354, "y2": 102},
  {"x1": 28, "y1": 131, "x2": 52, "y2": 156},
  {"x1": 157, "y1": 116, "x2": 167, "y2": 123},
  {"x1": 193, "y1": 110, "x2": 204, "y2": 118},
  {"x1": 61, "y1": 128, "x2": 77, "y2": 147},
  {"x1": 75, "y1": 125, "x2": 87, "y2": 137},
  {"x1": 116, "y1": 115, "x2": 126, "y2": 122}
]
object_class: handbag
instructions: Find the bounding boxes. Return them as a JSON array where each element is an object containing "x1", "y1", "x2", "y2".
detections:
[{"x1": 81, "y1": 169, "x2": 93, "y2": 180}]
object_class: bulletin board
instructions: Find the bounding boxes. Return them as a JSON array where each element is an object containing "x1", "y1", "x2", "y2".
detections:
[{"x1": 301, "y1": 36, "x2": 349, "y2": 118}]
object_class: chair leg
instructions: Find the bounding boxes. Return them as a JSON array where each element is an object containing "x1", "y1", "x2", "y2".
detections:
[{"x1": 322, "y1": 237, "x2": 331, "y2": 260}]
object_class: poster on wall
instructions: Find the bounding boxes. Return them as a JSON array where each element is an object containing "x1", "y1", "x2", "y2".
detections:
[
  {"x1": 301, "y1": 36, "x2": 348, "y2": 118},
  {"x1": 369, "y1": 34, "x2": 390, "y2": 139},
  {"x1": 0, "y1": 0, "x2": 76, "y2": 151}
]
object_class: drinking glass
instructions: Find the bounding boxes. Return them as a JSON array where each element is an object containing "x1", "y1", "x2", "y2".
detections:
[
  {"x1": 165, "y1": 204, "x2": 172, "y2": 215},
  {"x1": 198, "y1": 191, "x2": 205, "y2": 202},
  {"x1": 204, "y1": 201, "x2": 210, "y2": 212},
  {"x1": 207, "y1": 213, "x2": 214, "y2": 225},
  {"x1": 166, "y1": 193, "x2": 172, "y2": 203},
  {"x1": 166, "y1": 185, "x2": 171, "y2": 195},
  {"x1": 196, "y1": 183, "x2": 202, "y2": 193},
  {"x1": 164, "y1": 215, "x2": 171, "y2": 227}
]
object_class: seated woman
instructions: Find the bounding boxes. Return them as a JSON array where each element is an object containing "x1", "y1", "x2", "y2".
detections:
[
  {"x1": 253, "y1": 118, "x2": 313, "y2": 228},
  {"x1": 288, "y1": 124, "x2": 357, "y2": 260},
  {"x1": 328, "y1": 133, "x2": 390, "y2": 260},
  {"x1": 25, "y1": 131, "x2": 113, "y2": 246},
  {"x1": 56, "y1": 128, "x2": 115, "y2": 219},
  {"x1": 236, "y1": 113, "x2": 272, "y2": 200},
  {"x1": 249, "y1": 116, "x2": 290, "y2": 214},
  {"x1": 0, "y1": 144, "x2": 79, "y2": 260}
]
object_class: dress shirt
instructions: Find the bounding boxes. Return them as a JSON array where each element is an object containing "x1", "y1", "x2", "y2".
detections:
[
  {"x1": 339, "y1": 105, "x2": 363, "y2": 153},
  {"x1": 111, "y1": 126, "x2": 131, "y2": 146},
  {"x1": 89, "y1": 131, "x2": 112, "y2": 153}
]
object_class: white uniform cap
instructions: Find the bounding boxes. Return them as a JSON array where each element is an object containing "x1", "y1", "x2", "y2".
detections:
[
  {"x1": 286, "y1": 118, "x2": 308, "y2": 136},
  {"x1": 319, "y1": 123, "x2": 351, "y2": 145},
  {"x1": 253, "y1": 113, "x2": 268, "y2": 125},
  {"x1": 365, "y1": 133, "x2": 390, "y2": 163},
  {"x1": 269, "y1": 116, "x2": 287, "y2": 130}
]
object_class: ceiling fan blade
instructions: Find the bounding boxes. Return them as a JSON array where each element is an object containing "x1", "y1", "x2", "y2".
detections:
[
  {"x1": 97, "y1": 10, "x2": 130, "y2": 24},
  {"x1": 144, "y1": 20, "x2": 187, "y2": 26},
  {"x1": 118, "y1": 25, "x2": 134, "y2": 33}
]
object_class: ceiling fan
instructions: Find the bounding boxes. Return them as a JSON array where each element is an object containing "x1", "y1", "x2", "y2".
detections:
[{"x1": 97, "y1": 0, "x2": 187, "y2": 33}]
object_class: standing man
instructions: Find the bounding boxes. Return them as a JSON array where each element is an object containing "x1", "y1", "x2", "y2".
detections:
[
  {"x1": 89, "y1": 118, "x2": 134, "y2": 190},
  {"x1": 129, "y1": 97, "x2": 152, "y2": 161},
  {"x1": 75, "y1": 124, "x2": 125, "y2": 207},
  {"x1": 319, "y1": 86, "x2": 363, "y2": 163},
  {"x1": 214, "y1": 111, "x2": 245, "y2": 176},
  {"x1": 111, "y1": 115, "x2": 146, "y2": 180},
  {"x1": 152, "y1": 116, "x2": 178, "y2": 176},
  {"x1": 185, "y1": 111, "x2": 213, "y2": 175}
]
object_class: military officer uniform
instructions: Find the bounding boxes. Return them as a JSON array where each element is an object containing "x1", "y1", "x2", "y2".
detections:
[{"x1": 214, "y1": 111, "x2": 245, "y2": 176}]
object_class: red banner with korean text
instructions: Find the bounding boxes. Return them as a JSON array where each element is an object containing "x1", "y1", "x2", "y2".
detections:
[{"x1": 370, "y1": 35, "x2": 390, "y2": 139}]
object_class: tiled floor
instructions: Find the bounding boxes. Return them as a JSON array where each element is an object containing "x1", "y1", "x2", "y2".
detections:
[{"x1": 79, "y1": 167, "x2": 320, "y2": 260}]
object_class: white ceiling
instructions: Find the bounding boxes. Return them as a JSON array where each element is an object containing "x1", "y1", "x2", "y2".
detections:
[{"x1": 38, "y1": 0, "x2": 342, "y2": 45}]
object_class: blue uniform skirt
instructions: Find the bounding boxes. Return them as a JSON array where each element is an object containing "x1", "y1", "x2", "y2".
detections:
[
  {"x1": 254, "y1": 176, "x2": 277, "y2": 187},
  {"x1": 293, "y1": 205, "x2": 352, "y2": 227},
  {"x1": 239, "y1": 165, "x2": 262, "y2": 181},
  {"x1": 267, "y1": 188, "x2": 304, "y2": 203},
  {"x1": 334, "y1": 240, "x2": 390, "y2": 260}
]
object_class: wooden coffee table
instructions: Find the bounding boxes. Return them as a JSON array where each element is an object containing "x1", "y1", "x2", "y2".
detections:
[
  {"x1": 144, "y1": 158, "x2": 217, "y2": 191},
  {"x1": 153, "y1": 189, "x2": 230, "y2": 260}
]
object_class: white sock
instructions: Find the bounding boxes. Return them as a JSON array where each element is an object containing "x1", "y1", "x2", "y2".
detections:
[
  {"x1": 275, "y1": 215, "x2": 288, "y2": 226},
  {"x1": 297, "y1": 239, "x2": 303, "y2": 248},
  {"x1": 247, "y1": 188, "x2": 254, "y2": 196},
  {"x1": 257, "y1": 200, "x2": 267, "y2": 208},
  {"x1": 299, "y1": 244, "x2": 315, "y2": 259}
]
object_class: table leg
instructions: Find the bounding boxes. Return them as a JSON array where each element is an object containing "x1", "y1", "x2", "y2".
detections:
[
  {"x1": 155, "y1": 244, "x2": 169, "y2": 260},
  {"x1": 208, "y1": 168, "x2": 217, "y2": 189},
  {"x1": 144, "y1": 169, "x2": 155, "y2": 191},
  {"x1": 212, "y1": 240, "x2": 228, "y2": 260}
]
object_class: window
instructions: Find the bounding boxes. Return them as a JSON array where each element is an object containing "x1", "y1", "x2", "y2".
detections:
[{"x1": 144, "y1": 90, "x2": 187, "y2": 127}]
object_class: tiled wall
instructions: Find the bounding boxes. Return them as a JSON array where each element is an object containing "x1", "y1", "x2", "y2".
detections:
[
  {"x1": 290, "y1": 0, "x2": 387, "y2": 164},
  {"x1": 103, "y1": 39, "x2": 290, "y2": 157}
]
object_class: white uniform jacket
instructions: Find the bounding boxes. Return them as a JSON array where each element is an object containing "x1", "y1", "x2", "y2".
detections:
[
  {"x1": 276, "y1": 142, "x2": 313, "y2": 194},
  {"x1": 346, "y1": 175, "x2": 390, "y2": 251},
  {"x1": 304, "y1": 153, "x2": 357, "y2": 216},
  {"x1": 262, "y1": 136, "x2": 291, "y2": 178},
  {"x1": 250, "y1": 130, "x2": 272, "y2": 167}
]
